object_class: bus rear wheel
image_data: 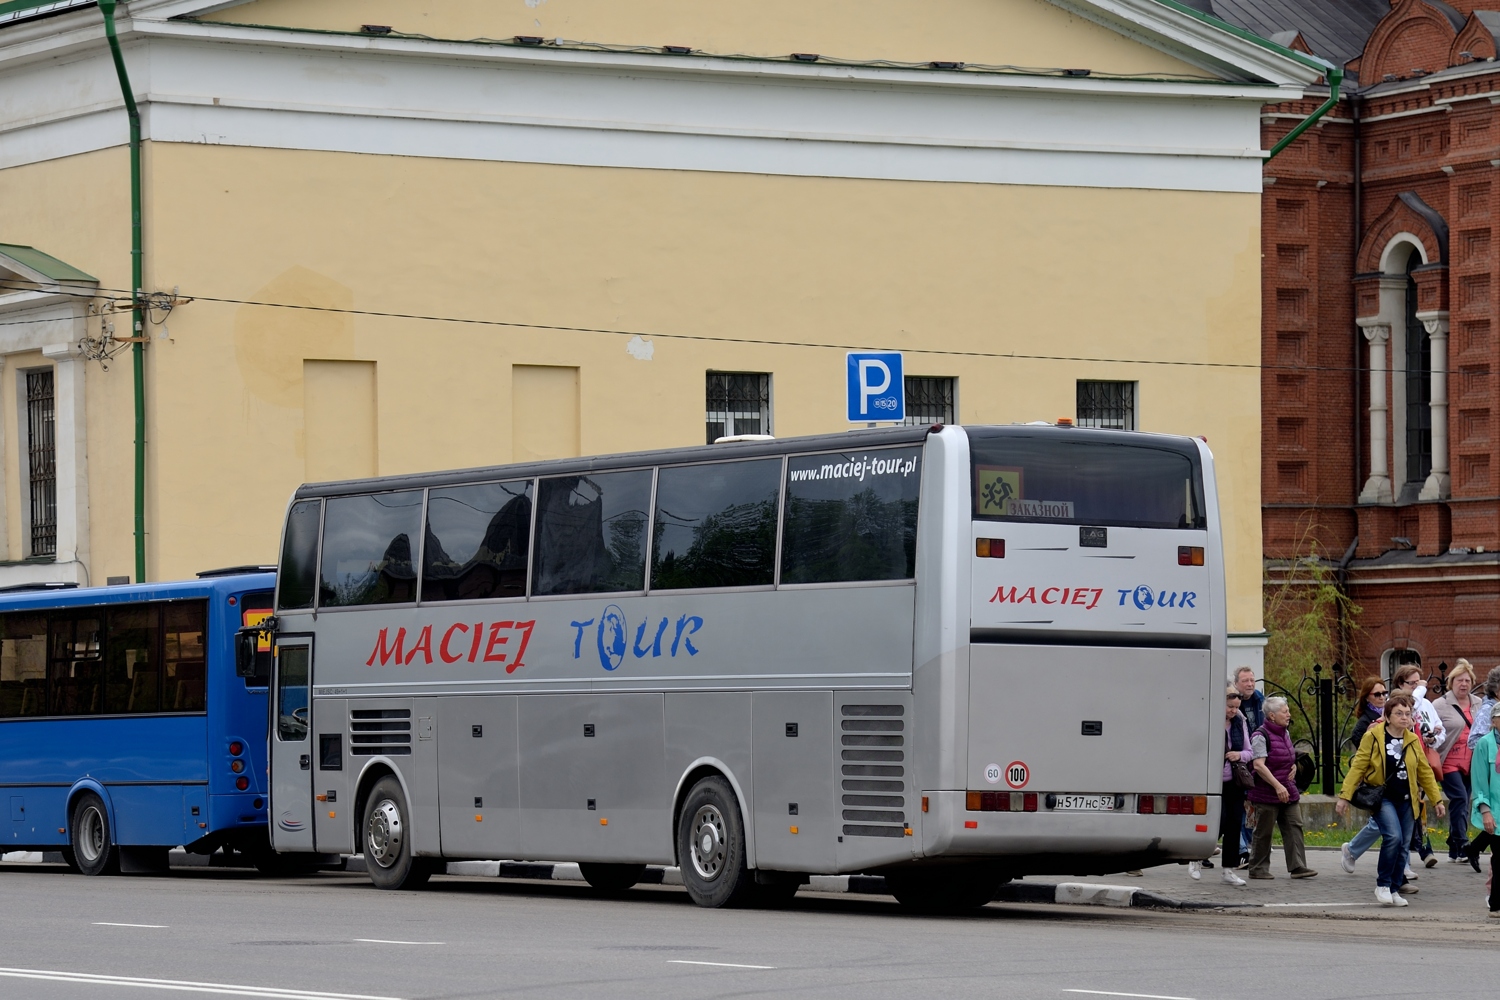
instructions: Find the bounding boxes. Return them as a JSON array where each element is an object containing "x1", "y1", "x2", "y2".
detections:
[
  {"x1": 676, "y1": 776, "x2": 754, "y2": 908},
  {"x1": 362, "y1": 777, "x2": 434, "y2": 890},
  {"x1": 579, "y1": 862, "x2": 647, "y2": 893},
  {"x1": 885, "y1": 865, "x2": 1004, "y2": 914},
  {"x1": 69, "y1": 793, "x2": 120, "y2": 877}
]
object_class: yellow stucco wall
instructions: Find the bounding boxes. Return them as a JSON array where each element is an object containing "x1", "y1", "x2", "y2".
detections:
[
  {"x1": 202, "y1": 0, "x2": 1211, "y2": 78},
  {"x1": 0, "y1": 140, "x2": 1262, "y2": 633}
]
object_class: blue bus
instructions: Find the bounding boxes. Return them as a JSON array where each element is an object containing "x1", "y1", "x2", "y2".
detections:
[{"x1": 0, "y1": 570, "x2": 277, "y2": 874}]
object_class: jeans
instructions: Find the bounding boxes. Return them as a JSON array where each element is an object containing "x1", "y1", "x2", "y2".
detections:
[
  {"x1": 1347, "y1": 816, "x2": 1381, "y2": 860},
  {"x1": 1374, "y1": 798, "x2": 1416, "y2": 890},
  {"x1": 1442, "y1": 770, "x2": 1471, "y2": 857}
]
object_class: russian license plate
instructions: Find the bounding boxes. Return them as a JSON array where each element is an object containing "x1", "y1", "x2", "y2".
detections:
[{"x1": 1053, "y1": 794, "x2": 1117, "y2": 812}]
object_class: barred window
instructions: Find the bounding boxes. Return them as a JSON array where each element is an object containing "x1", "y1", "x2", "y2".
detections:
[
  {"x1": 903, "y1": 376, "x2": 955, "y2": 426},
  {"x1": 26, "y1": 369, "x2": 56, "y2": 558},
  {"x1": 706, "y1": 372, "x2": 771, "y2": 444},
  {"x1": 1076, "y1": 380, "x2": 1136, "y2": 431}
]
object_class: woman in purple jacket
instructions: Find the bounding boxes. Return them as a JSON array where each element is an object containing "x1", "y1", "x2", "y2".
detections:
[{"x1": 1246, "y1": 696, "x2": 1319, "y2": 880}]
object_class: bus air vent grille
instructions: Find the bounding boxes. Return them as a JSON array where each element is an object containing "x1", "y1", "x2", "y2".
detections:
[
  {"x1": 350, "y1": 708, "x2": 412, "y2": 756},
  {"x1": 839, "y1": 704, "x2": 906, "y2": 838}
]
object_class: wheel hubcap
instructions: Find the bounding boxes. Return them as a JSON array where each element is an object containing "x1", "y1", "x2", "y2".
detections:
[
  {"x1": 689, "y1": 804, "x2": 727, "y2": 881},
  {"x1": 367, "y1": 799, "x2": 403, "y2": 868},
  {"x1": 77, "y1": 805, "x2": 104, "y2": 864}
]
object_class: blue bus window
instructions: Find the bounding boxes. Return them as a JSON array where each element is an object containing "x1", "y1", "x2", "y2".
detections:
[
  {"x1": 278, "y1": 647, "x2": 310, "y2": 742},
  {"x1": 48, "y1": 615, "x2": 103, "y2": 715},
  {"x1": 104, "y1": 604, "x2": 158, "y2": 714},
  {"x1": 0, "y1": 613, "x2": 47, "y2": 718},
  {"x1": 164, "y1": 602, "x2": 207, "y2": 713}
]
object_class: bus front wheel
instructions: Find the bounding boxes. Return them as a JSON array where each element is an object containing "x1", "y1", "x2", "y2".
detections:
[
  {"x1": 676, "y1": 776, "x2": 754, "y2": 908},
  {"x1": 362, "y1": 777, "x2": 434, "y2": 890},
  {"x1": 69, "y1": 793, "x2": 120, "y2": 877}
]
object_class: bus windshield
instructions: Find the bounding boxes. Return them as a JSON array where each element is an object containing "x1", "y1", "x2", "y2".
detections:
[{"x1": 969, "y1": 430, "x2": 1205, "y2": 529}]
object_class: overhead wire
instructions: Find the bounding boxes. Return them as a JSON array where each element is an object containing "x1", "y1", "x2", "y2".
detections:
[{"x1": 0, "y1": 277, "x2": 1461, "y2": 376}]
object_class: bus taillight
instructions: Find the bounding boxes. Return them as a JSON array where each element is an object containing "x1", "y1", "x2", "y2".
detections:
[
  {"x1": 975, "y1": 538, "x2": 1004, "y2": 558},
  {"x1": 228, "y1": 741, "x2": 244, "y2": 756},
  {"x1": 965, "y1": 791, "x2": 1036, "y2": 812},
  {"x1": 1139, "y1": 795, "x2": 1207, "y2": 815},
  {"x1": 235, "y1": 776, "x2": 250, "y2": 791},
  {"x1": 1178, "y1": 546, "x2": 1204, "y2": 566}
]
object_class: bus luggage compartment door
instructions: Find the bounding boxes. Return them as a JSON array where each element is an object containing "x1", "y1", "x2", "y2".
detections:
[{"x1": 967, "y1": 643, "x2": 1213, "y2": 797}]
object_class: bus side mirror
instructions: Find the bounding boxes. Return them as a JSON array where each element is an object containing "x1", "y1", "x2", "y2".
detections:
[{"x1": 235, "y1": 630, "x2": 259, "y2": 678}]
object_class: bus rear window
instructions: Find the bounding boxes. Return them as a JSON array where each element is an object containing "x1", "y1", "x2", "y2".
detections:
[{"x1": 969, "y1": 433, "x2": 1205, "y2": 529}]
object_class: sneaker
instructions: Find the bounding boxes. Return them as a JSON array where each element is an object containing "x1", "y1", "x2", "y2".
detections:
[
  {"x1": 1470, "y1": 852, "x2": 1483, "y2": 874},
  {"x1": 1424, "y1": 854, "x2": 1438, "y2": 868},
  {"x1": 1212, "y1": 847, "x2": 1222, "y2": 856},
  {"x1": 1399, "y1": 881, "x2": 1418, "y2": 893},
  {"x1": 1289, "y1": 868, "x2": 1318, "y2": 879},
  {"x1": 1404, "y1": 867, "x2": 1417, "y2": 880},
  {"x1": 1124, "y1": 870, "x2": 1143, "y2": 877},
  {"x1": 1448, "y1": 856, "x2": 1465, "y2": 863},
  {"x1": 1201, "y1": 859, "x2": 1214, "y2": 869},
  {"x1": 1188, "y1": 861, "x2": 1202, "y2": 880},
  {"x1": 1341, "y1": 843, "x2": 1356, "y2": 874},
  {"x1": 1488, "y1": 910, "x2": 1500, "y2": 919},
  {"x1": 1390, "y1": 890, "x2": 1409, "y2": 906},
  {"x1": 1222, "y1": 869, "x2": 1246, "y2": 886},
  {"x1": 1376, "y1": 886, "x2": 1393, "y2": 905}
]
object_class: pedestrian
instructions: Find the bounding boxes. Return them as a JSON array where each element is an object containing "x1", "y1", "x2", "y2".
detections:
[
  {"x1": 1351, "y1": 675, "x2": 1388, "y2": 750},
  {"x1": 1392, "y1": 664, "x2": 1445, "y2": 869},
  {"x1": 1191, "y1": 685, "x2": 1250, "y2": 885},
  {"x1": 1336, "y1": 691, "x2": 1447, "y2": 906},
  {"x1": 1245, "y1": 695, "x2": 1318, "y2": 880},
  {"x1": 1468, "y1": 665, "x2": 1500, "y2": 750},
  {"x1": 1468, "y1": 702, "x2": 1500, "y2": 918},
  {"x1": 1232, "y1": 666, "x2": 1265, "y2": 860},
  {"x1": 1435, "y1": 660, "x2": 1482, "y2": 863}
]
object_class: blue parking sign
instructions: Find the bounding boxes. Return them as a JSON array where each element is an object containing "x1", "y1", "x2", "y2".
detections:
[{"x1": 846, "y1": 351, "x2": 904, "y2": 423}]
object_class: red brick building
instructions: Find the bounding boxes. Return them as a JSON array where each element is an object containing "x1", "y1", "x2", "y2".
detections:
[{"x1": 1209, "y1": 0, "x2": 1500, "y2": 677}]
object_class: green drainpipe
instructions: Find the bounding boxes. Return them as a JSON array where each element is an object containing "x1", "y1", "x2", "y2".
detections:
[
  {"x1": 98, "y1": 0, "x2": 146, "y2": 584},
  {"x1": 1267, "y1": 66, "x2": 1343, "y2": 160}
]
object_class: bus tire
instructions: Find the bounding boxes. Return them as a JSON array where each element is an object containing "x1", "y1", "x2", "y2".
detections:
[
  {"x1": 362, "y1": 776, "x2": 431, "y2": 890},
  {"x1": 579, "y1": 862, "x2": 647, "y2": 893},
  {"x1": 885, "y1": 865, "x2": 1003, "y2": 914},
  {"x1": 677, "y1": 776, "x2": 754, "y2": 908},
  {"x1": 59, "y1": 847, "x2": 81, "y2": 873},
  {"x1": 69, "y1": 793, "x2": 120, "y2": 877}
]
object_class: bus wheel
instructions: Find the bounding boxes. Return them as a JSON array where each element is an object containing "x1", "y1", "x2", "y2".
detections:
[
  {"x1": 59, "y1": 847, "x2": 81, "y2": 873},
  {"x1": 676, "y1": 776, "x2": 753, "y2": 908},
  {"x1": 579, "y1": 862, "x2": 647, "y2": 893},
  {"x1": 362, "y1": 777, "x2": 432, "y2": 890},
  {"x1": 885, "y1": 866, "x2": 1003, "y2": 914},
  {"x1": 69, "y1": 794, "x2": 120, "y2": 877}
]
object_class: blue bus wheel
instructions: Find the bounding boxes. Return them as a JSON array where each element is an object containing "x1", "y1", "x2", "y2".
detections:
[{"x1": 69, "y1": 793, "x2": 120, "y2": 877}]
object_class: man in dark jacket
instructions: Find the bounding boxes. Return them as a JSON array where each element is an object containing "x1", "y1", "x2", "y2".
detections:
[{"x1": 1236, "y1": 667, "x2": 1265, "y2": 731}]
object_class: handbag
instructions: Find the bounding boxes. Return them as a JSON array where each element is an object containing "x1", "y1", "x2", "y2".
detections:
[
  {"x1": 1231, "y1": 759, "x2": 1256, "y2": 790},
  {"x1": 1351, "y1": 782, "x2": 1383, "y2": 811}
]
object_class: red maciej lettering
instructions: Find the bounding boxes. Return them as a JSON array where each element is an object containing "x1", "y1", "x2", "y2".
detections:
[
  {"x1": 368, "y1": 620, "x2": 538, "y2": 672},
  {"x1": 988, "y1": 585, "x2": 1103, "y2": 609}
]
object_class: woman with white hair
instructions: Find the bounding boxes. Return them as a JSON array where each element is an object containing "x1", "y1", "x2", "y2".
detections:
[
  {"x1": 1245, "y1": 695, "x2": 1318, "y2": 880},
  {"x1": 1435, "y1": 659, "x2": 1483, "y2": 862}
]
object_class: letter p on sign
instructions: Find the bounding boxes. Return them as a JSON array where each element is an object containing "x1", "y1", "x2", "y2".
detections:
[{"x1": 846, "y1": 351, "x2": 905, "y2": 422}]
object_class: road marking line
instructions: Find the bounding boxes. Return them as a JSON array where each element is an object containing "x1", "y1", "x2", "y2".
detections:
[
  {"x1": 1064, "y1": 991, "x2": 1198, "y2": 1000},
  {"x1": 352, "y1": 939, "x2": 443, "y2": 946},
  {"x1": 93, "y1": 922, "x2": 169, "y2": 928},
  {"x1": 0, "y1": 967, "x2": 403, "y2": 1000},
  {"x1": 667, "y1": 960, "x2": 776, "y2": 970}
]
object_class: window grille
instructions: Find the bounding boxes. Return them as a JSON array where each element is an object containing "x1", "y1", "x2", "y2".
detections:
[
  {"x1": 705, "y1": 372, "x2": 771, "y2": 444},
  {"x1": 26, "y1": 369, "x2": 56, "y2": 558},
  {"x1": 1404, "y1": 258, "x2": 1432, "y2": 485},
  {"x1": 903, "y1": 376, "x2": 955, "y2": 426},
  {"x1": 1076, "y1": 380, "x2": 1136, "y2": 431}
]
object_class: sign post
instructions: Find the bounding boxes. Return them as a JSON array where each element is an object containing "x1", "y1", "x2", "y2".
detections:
[{"x1": 846, "y1": 351, "x2": 904, "y2": 424}]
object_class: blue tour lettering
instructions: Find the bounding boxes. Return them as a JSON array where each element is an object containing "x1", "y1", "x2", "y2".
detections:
[{"x1": 570, "y1": 619, "x2": 594, "y2": 659}]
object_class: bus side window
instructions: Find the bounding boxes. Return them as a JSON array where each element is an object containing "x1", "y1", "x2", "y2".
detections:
[
  {"x1": 105, "y1": 603, "x2": 159, "y2": 714},
  {"x1": 0, "y1": 613, "x2": 47, "y2": 718},
  {"x1": 319, "y1": 491, "x2": 423, "y2": 607},
  {"x1": 532, "y1": 471, "x2": 652, "y2": 596},
  {"x1": 651, "y1": 458, "x2": 780, "y2": 590},
  {"x1": 422, "y1": 480, "x2": 533, "y2": 602},
  {"x1": 163, "y1": 601, "x2": 208, "y2": 712},
  {"x1": 781, "y1": 447, "x2": 922, "y2": 585},
  {"x1": 48, "y1": 615, "x2": 103, "y2": 716},
  {"x1": 278, "y1": 499, "x2": 322, "y2": 611}
]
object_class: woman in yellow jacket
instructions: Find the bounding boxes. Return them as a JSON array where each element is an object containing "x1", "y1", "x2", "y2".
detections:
[{"x1": 1336, "y1": 692, "x2": 1446, "y2": 906}]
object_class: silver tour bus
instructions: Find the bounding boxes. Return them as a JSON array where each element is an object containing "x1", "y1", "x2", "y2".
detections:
[{"x1": 252, "y1": 424, "x2": 1223, "y2": 911}]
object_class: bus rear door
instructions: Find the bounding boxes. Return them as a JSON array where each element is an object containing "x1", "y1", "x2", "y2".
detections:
[{"x1": 270, "y1": 638, "x2": 315, "y2": 852}]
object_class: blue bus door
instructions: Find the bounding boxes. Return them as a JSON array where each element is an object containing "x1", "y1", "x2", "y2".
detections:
[{"x1": 269, "y1": 638, "x2": 315, "y2": 852}]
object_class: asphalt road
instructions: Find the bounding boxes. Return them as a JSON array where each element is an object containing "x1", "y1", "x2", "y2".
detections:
[{"x1": 0, "y1": 860, "x2": 1495, "y2": 1000}]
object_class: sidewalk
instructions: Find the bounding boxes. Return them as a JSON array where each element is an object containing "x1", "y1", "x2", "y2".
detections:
[{"x1": 1041, "y1": 847, "x2": 1495, "y2": 917}]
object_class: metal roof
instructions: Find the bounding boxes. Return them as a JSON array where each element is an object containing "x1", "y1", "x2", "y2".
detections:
[
  {"x1": 0, "y1": 243, "x2": 96, "y2": 282},
  {"x1": 1203, "y1": 0, "x2": 1386, "y2": 78}
]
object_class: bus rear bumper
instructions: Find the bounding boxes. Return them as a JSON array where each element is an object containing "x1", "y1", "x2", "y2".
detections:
[{"x1": 918, "y1": 790, "x2": 1220, "y2": 874}]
